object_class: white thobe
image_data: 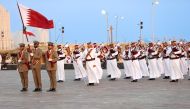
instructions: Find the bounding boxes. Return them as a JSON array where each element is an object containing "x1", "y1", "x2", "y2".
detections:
[
  {"x1": 106, "y1": 50, "x2": 121, "y2": 79},
  {"x1": 72, "y1": 52, "x2": 87, "y2": 79},
  {"x1": 57, "y1": 52, "x2": 66, "y2": 81},
  {"x1": 122, "y1": 51, "x2": 132, "y2": 77},
  {"x1": 130, "y1": 50, "x2": 142, "y2": 80},
  {"x1": 85, "y1": 49, "x2": 99, "y2": 84}
]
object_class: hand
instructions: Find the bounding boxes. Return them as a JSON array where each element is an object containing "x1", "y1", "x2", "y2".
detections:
[
  {"x1": 93, "y1": 65, "x2": 96, "y2": 67},
  {"x1": 18, "y1": 60, "x2": 22, "y2": 63},
  {"x1": 48, "y1": 59, "x2": 53, "y2": 61},
  {"x1": 30, "y1": 53, "x2": 34, "y2": 56}
]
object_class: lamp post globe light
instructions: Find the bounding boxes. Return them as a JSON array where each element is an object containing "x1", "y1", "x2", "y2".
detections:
[
  {"x1": 101, "y1": 9, "x2": 110, "y2": 43},
  {"x1": 101, "y1": 10, "x2": 107, "y2": 15}
]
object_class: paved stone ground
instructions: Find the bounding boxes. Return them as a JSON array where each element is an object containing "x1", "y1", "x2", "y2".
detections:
[{"x1": 0, "y1": 70, "x2": 190, "y2": 109}]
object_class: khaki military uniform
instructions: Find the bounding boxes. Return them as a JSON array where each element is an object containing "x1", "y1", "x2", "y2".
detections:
[
  {"x1": 45, "y1": 50, "x2": 58, "y2": 89},
  {"x1": 17, "y1": 50, "x2": 29, "y2": 89},
  {"x1": 31, "y1": 48, "x2": 43, "y2": 89}
]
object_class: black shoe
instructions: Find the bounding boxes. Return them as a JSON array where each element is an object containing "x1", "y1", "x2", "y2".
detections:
[
  {"x1": 163, "y1": 76, "x2": 170, "y2": 79},
  {"x1": 46, "y1": 88, "x2": 53, "y2": 92},
  {"x1": 74, "y1": 78, "x2": 81, "y2": 81},
  {"x1": 33, "y1": 88, "x2": 39, "y2": 92},
  {"x1": 176, "y1": 79, "x2": 179, "y2": 82},
  {"x1": 131, "y1": 80, "x2": 138, "y2": 82},
  {"x1": 149, "y1": 78, "x2": 156, "y2": 80},
  {"x1": 170, "y1": 80, "x2": 176, "y2": 82},
  {"x1": 110, "y1": 78, "x2": 116, "y2": 81},
  {"x1": 188, "y1": 78, "x2": 190, "y2": 80},
  {"x1": 124, "y1": 77, "x2": 131, "y2": 79},
  {"x1": 38, "y1": 88, "x2": 42, "y2": 91},
  {"x1": 87, "y1": 83, "x2": 95, "y2": 86},
  {"x1": 107, "y1": 75, "x2": 111, "y2": 78},
  {"x1": 20, "y1": 88, "x2": 27, "y2": 92},
  {"x1": 51, "y1": 88, "x2": 56, "y2": 92},
  {"x1": 57, "y1": 80, "x2": 62, "y2": 83}
]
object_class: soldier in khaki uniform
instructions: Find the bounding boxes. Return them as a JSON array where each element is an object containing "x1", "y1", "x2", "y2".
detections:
[
  {"x1": 29, "y1": 41, "x2": 43, "y2": 92},
  {"x1": 45, "y1": 42, "x2": 58, "y2": 92},
  {"x1": 17, "y1": 43, "x2": 29, "y2": 92}
]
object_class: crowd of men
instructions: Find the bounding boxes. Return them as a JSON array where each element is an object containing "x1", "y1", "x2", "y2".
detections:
[{"x1": 15, "y1": 40, "x2": 190, "y2": 92}]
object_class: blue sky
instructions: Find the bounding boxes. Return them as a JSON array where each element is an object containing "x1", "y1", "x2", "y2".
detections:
[{"x1": 0, "y1": 0, "x2": 190, "y2": 43}]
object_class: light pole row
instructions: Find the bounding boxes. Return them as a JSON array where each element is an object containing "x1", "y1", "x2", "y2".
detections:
[
  {"x1": 101, "y1": 0, "x2": 159, "y2": 43},
  {"x1": 101, "y1": 9, "x2": 125, "y2": 43}
]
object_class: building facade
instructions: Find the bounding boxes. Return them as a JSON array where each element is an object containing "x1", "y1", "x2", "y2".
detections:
[{"x1": 0, "y1": 4, "x2": 13, "y2": 50}]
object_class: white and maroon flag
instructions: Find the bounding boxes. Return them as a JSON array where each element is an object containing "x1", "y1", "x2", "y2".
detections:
[
  {"x1": 23, "y1": 31, "x2": 35, "y2": 37},
  {"x1": 18, "y1": 4, "x2": 54, "y2": 29}
]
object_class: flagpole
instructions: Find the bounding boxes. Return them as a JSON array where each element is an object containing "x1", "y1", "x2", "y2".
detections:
[{"x1": 17, "y1": 1, "x2": 29, "y2": 42}]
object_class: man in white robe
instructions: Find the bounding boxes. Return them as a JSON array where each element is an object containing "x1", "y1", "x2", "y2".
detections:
[
  {"x1": 122, "y1": 44, "x2": 132, "y2": 79},
  {"x1": 72, "y1": 45, "x2": 87, "y2": 81},
  {"x1": 93, "y1": 43, "x2": 103, "y2": 80},
  {"x1": 84, "y1": 43, "x2": 99, "y2": 86},
  {"x1": 147, "y1": 43, "x2": 161, "y2": 80},
  {"x1": 105, "y1": 44, "x2": 121, "y2": 81},
  {"x1": 130, "y1": 42, "x2": 142, "y2": 82},
  {"x1": 138, "y1": 44, "x2": 149, "y2": 77},
  {"x1": 186, "y1": 43, "x2": 190, "y2": 80},
  {"x1": 169, "y1": 41, "x2": 184, "y2": 82},
  {"x1": 162, "y1": 42, "x2": 171, "y2": 79},
  {"x1": 56, "y1": 45, "x2": 66, "y2": 82}
]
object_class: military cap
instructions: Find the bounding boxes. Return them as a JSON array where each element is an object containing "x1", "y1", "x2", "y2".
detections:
[
  {"x1": 33, "y1": 40, "x2": 39, "y2": 44},
  {"x1": 74, "y1": 44, "x2": 79, "y2": 47},
  {"x1": 48, "y1": 42, "x2": 54, "y2": 46},
  {"x1": 57, "y1": 44, "x2": 62, "y2": 47},
  {"x1": 87, "y1": 42, "x2": 92, "y2": 45},
  {"x1": 171, "y1": 40, "x2": 177, "y2": 43},
  {"x1": 19, "y1": 43, "x2": 25, "y2": 47}
]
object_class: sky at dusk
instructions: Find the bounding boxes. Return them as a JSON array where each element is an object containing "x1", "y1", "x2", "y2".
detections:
[{"x1": 0, "y1": 0, "x2": 190, "y2": 43}]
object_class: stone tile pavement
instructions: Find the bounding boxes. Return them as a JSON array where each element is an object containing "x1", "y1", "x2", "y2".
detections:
[{"x1": 0, "y1": 70, "x2": 190, "y2": 109}]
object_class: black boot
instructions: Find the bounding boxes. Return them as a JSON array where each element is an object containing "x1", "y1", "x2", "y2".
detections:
[
  {"x1": 170, "y1": 80, "x2": 176, "y2": 82},
  {"x1": 163, "y1": 76, "x2": 169, "y2": 79},
  {"x1": 20, "y1": 88, "x2": 27, "y2": 92},
  {"x1": 149, "y1": 78, "x2": 156, "y2": 80},
  {"x1": 51, "y1": 88, "x2": 56, "y2": 92},
  {"x1": 110, "y1": 78, "x2": 116, "y2": 81},
  {"x1": 74, "y1": 78, "x2": 81, "y2": 81},
  {"x1": 46, "y1": 88, "x2": 53, "y2": 92},
  {"x1": 33, "y1": 88, "x2": 39, "y2": 92},
  {"x1": 87, "y1": 83, "x2": 95, "y2": 86},
  {"x1": 124, "y1": 77, "x2": 131, "y2": 79},
  {"x1": 38, "y1": 88, "x2": 42, "y2": 92},
  {"x1": 107, "y1": 75, "x2": 111, "y2": 78},
  {"x1": 131, "y1": 79, "x2": 138, "y2": 82}
]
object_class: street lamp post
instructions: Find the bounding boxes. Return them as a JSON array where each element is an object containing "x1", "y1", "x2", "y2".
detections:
[
  {"x1": 151, "y1": 0, "x2": 159, "y2": 42},
  {"x1": 114, "y1": 16, "x2": 124, "y2": 43},
  {"x1": 101, "y1": 9, "x2": 109, "y2": 43}
]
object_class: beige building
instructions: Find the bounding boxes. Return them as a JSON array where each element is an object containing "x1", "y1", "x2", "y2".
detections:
[{"x1": 0, "y1": 4, "x2": 13, "y2": 50}]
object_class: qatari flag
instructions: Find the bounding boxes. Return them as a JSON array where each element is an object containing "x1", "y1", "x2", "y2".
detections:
[{"x1": 18, "y1": 4, "x2": 54, "y2": 29}]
